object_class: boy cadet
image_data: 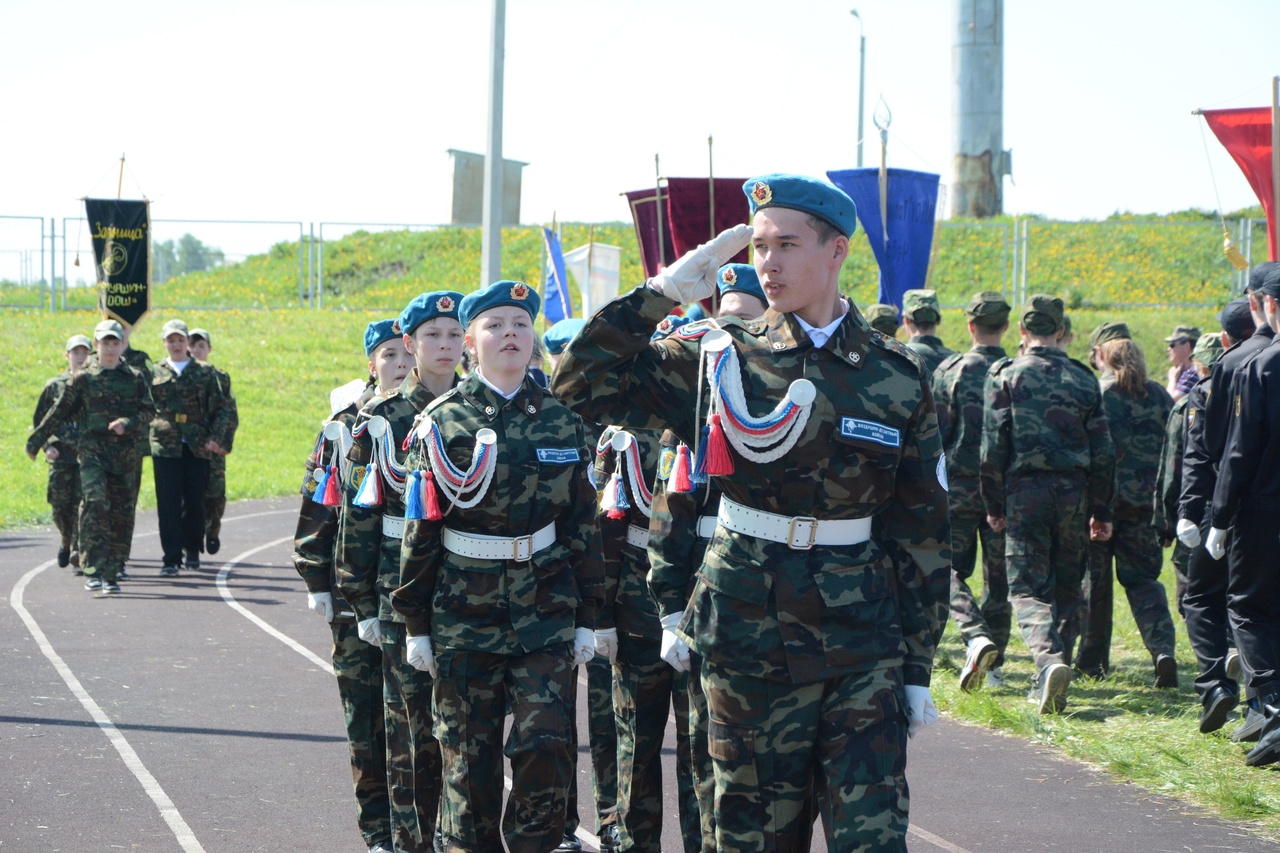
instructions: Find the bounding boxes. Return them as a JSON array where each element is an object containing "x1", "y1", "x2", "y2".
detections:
[
  {"x1": 294, "y1": 320, "x2": 410, "y2": 853},
  {"x1": 33, "y1": 334, "x2": 93, "y2": 569},
  {"x1": 902, "y1": 288, "x2": 956, "y2": 376},
  {"x1": 932, "y1": 291, "x2": 1012, "y2": 691},
  {"x1": 553, "y1": 174, "x2": 950, "y2": 851},
  {"x1": 27, "y1": 320, "x2": 155, "y2": 594},
  {"x1": 865, "y1": 303, "x2": 901, "y2": 339},
  {"x1": 150, "y1": 319, "x2": 231, "y2": 576},
  {"x1": 981, "y1": 295, "x2": 1114, "y2": 714},
  {"x1": 188, "y1": 328, "x2": 239, "y2": 555}
]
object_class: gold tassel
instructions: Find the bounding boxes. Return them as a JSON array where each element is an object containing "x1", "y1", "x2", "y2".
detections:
[{"x1": 1224, "y1": 229, "x2": 1249, "y2": 271}]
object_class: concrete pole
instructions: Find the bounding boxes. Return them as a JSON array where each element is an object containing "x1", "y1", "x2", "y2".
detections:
[
  {"x1": 951, "y1": 0, "x2": 1005, "y2": 218},
  {"x1": 481, "y1": 0, "x2": 506, "y2": 287},
  {"x1": 851, "y1": 9, "x2": 866, "y2": 169}
]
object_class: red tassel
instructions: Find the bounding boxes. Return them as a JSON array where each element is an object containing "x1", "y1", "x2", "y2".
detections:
[
  {"x1": 321, "y1": 465, "x2": 342, "y2": 506},
  {"x1": 703, "y1": 413, "x2": 735, "y2": 476},
  {"x1": 424, "y1": 471, "x2": 443, "y2": 522},
  {"x1": 671, "y1": 444, "x2": 693, "y2": 493}
]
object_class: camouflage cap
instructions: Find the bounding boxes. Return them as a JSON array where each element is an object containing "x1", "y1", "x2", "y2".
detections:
[
  {"x1": 1163, "y1": 324, "x2": 1201, "y2": 345},
  {"x1": 188, "y1": 327, "x2": 211, "y2": 346},
  {"x1": 160, "y1": 318, "x2": 189, "y2": 339},
  {"x1": 902, "y1": 289, "x2": 941, "y2": 323},
  {"x1": 65, "y1": 334, "x2": 92, "y2": 351},
  {"x1": 963, "y1": 291, "x2": 1011, "y2": 327},
  {"x1": 1192, "y1": 332, "x2": 1224, "y2": 368},
  {"x1": 864, "y1": 303, "x2": 900, "y2": 335},
  {"x1": 1088, "y1": 321, "x2": 1131, "y2": 349},
  {"x1": 94, "y1": 319, "x2": 124, "y2": 341},
  {"x1": 1020, "y1": 294, "x2": 1064, "y2": 336}
]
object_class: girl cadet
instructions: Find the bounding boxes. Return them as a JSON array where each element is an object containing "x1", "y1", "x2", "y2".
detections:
[
  {"x1": 338, "y1": 292, "x2": 464, "y2": 853},
  {"x1": 393, "y1": 280, "x2": 604, "y2": 853},
  {"x1": 292, "y1": 319, "x2": 413, "y2": 853}
]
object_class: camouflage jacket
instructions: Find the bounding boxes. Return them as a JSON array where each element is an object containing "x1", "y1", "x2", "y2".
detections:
[
  {"x1": 392, "y1": 372, "x2": 604, "y2": 655},
  {"x1": 551, "y1": 285, "x2": 951, "y2": 688},
  {"x1": 1099, "y1": 374, "x2": 1172, "y2": 520},
  {"x1": 32, "y1": 371, "x2": 80, "y2": 465},
  {"x1": 932, "y1": 344, "x2": 1007, "y2": 505},
  {"x1": 292, "y1": 380, "x2": 377, "y2": 621},
  {"x1": 594, "y1": 425, "x2": 664, "y2": 638},
  {"x1": 27, "y1": 361, "x2": 154, "y2": 456},
  {"x1": 1212, "y1": 336, "x2": 1280, "y2": 528},
  {"x1": 980, "y1": 345, "x2": 1115, "y2": 521},
  {"x1": 149, "y1": 359, "x2": 233, "y2": 459},
  {"x1": 646, "y1": 429, "x2": 723, "y2": 622},
  {"x1": 337, "y1": 369, "x2": 441, "y2": 624},
  {"x1": 209, "y1": 366, "x2": 240, "y2": 452},
  {"x1": 906, "y1": 334, "x2": 956, "y2": 378},
  {"x1": 1154, "y1": 392, "x2": 1190, "y2": 536}
]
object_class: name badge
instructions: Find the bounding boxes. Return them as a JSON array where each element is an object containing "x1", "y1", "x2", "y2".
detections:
[
  {"x1": 537, "y1": 448, "x2": 580, "y2": 464},
  {"x1": 839, "y1": 417, "x2": 901, "y2": 448}
]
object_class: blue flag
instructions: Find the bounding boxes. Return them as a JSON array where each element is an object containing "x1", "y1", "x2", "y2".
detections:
[
  {"x1": 826, "y1": 168, "x2": 939, "y2": 310},
  {"x1": 542, "y1": 227, "x2": 573, "y2": 324}
]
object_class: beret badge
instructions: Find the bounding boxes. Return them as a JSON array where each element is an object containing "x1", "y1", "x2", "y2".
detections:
[
  {"x1": 722, "y1": 267, "x2": 738, "y2": 285},
  {"x1": 510, "y1": 282, "x2": 530, "y2": 301},
  {"x1": 436, "y1": 295, "x2": 455, "y2": 313},
  {"x1": 391, "y1": 319, "x2": 402, "y2": 335},
  {"x1": 751, "y1": 181, "x2": 772, "y2": 206}
]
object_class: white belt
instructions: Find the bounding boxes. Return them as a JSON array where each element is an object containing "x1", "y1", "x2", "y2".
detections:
[
  {"x1": 442, "y1": 521, "x2": 557, "y2": 562},
  {"x1": 696, "y1": 516, "x2": 718, "y2": 539},
  {"x1": 717, "y1": 497, "x2": 871, "y2": 550},
  {"x1": 382, "y1": 514, "x2": 405, "y2": 539},
  {"x1": 626, "y1": 524, "x2": 649, "y2": 550}
]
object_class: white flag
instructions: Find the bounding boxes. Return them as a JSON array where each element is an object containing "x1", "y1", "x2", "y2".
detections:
[{"x1": 563, "y1": 243, "x2": 621, "y2": 318}]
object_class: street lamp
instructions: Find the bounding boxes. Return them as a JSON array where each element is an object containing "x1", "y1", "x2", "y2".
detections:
[{"x1": 851, "y1": 8, "x2": 866, "y2": 168}]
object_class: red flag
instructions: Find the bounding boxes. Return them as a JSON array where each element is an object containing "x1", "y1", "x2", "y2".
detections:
[
  {"x1": 1202, "y1": 107, "x2": 1276, "y2": 261},
  {"x1": 664, "y1": 178, "x2": 753, "y2": 260},
  {"x1": 625, "y1": 188, "x2": 676, "y2": 278}
]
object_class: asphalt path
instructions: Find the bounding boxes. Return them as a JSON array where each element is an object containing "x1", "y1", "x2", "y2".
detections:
[{"x1": 3, "y1": 497, "x2": 1277, "y2": 852}]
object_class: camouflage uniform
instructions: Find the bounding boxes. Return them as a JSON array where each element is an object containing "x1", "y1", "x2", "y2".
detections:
[
  {"x1": 292, "y1": 381, "x2": 391, "y2": 851},
  {"x1": 33, "y1": 370, "x2": 82, "y2": 559},
  {"x1": 150, "y1": 355, "x2": 232, "y2": 568},
  {"x1": 1078, "y1": 375, "x2": 1175, "y2": 676},
  {"x1": 204, "y1": 365, "x2": 239, "y2": 550},
  {"x1": 338, "y1": 369, "x2": 444, "y2": 853},
  {"x1": 392, "y1": 372, "x2": 605, "y2": 853},
  {"x1": 27, "y1": 360, "x2": 154, "y2": 583},
  {"x1": 933, "y1": 341, "x2": 1011, "y2": 666},
  {"x1": 552, "y1": 286, "x2": 951, "y2": 852},
  {"x1": 903, "y1": 290, "x2": 955, "y2": 377},
  {"x1": 596, "y1": 426, "x2": 699, "y2": 853},
  {"x1": 981, "y1": 339, "x2": 1114, "y2": 685},
  {"x1": 1153, "y1": 394, "x2": 1192, "y2": 614},
  {"x1": 102, "y1": 345, "x2": 155, "y2": 562},
  {"x1": 905, "y1": 333, "x2": 956, "y2": 377}
]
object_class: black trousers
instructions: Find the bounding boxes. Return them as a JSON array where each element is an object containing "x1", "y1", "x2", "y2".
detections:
[
  {"x1": 1227, "y1": 509, "x2": 1280, "y2": 695},
  {"x1": 153, "y1": 445, "x2": 210, "y2": 565},
  {"x1": 1184, "y1": 525, "x2": 1236, "y2": 703}
]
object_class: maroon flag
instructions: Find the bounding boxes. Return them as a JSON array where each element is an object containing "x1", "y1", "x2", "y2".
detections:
[
  {"x1": 1202, "y1": 107, "x2": 1276, "y2": 261},
  {"x1": 625, "y1": 188, "x2": 676, "y2": 278}
]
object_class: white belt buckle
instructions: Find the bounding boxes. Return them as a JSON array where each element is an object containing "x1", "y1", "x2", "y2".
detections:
[
  {"x1": 512, "y1": 534, "x2": 534, "y2": 562},
  {"x1": 788, "y1": 516, "x2": 818, "y2": 550}
]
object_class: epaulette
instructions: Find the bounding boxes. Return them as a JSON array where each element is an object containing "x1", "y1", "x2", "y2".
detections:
[
  {"x1": 1067, "y1": 356, "x2": 1096, "y2": 377},
  {"x1": 988, "y1": 356, "x2": 1013, "y2": 376},
  {"x1": 937, "y1": 352, "x2": 964, "y2": 373},
  {"x1": 872, "y1": 333, "x2": 926, "y2": 374},
  {"x1": 424, "y1": 386, "x2": 461, "y2": 414},
  {"x1": 674, "y1": 318, "x2": 721, "y2": 340}
]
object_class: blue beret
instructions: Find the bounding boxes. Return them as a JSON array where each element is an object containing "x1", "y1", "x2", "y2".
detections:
[
  {"x1": 651, "y1": 314, "x2": 693, "y2": 341},
  {"x1": 743, "y1": 173, "x2": 857, "y2": 239},
  {"x1": 459, "y1": 280, "x2": 541, "y2": 328},
  {"x1": 717, "y1": 263, "x2": 765, "y2": 303},
  {"x1": 684, "y1": 303, "x2": 708, "y2": 322},
  {"x1": 399, "y1": 290, "x2": 463, "y2": 336},
  {"x1": 364, "y1": 319, "x2": 401, "y2": 356},
  {"x1": 542, "y1": 318, "x2": 587, "y2": 355}
]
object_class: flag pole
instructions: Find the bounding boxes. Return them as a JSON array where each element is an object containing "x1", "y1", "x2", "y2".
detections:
[
  {"x1": 1272, "y1": 76, "x2": 1279, "y2": 261},
  {"x1": 587, "y1": 224, "x2": 595, "y2": 316},
  {"x1": 709, "y1": 135, "x2": 718, "y2": 315},
  {"x1": 117, "y1": 153, "x2": 125, "y2": 199},
  {"x1": 654, "y1": 154, "x2": 665, "y2": 271}
]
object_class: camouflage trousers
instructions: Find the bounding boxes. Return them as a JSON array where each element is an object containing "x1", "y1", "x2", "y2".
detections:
[
  {"x1": 566, "y1": 653, "x2": 618, "y2": 835},
  {"x1": 948, "y1": 495, "x2": 1011, "y2": 665},
  {"x1": 687, "y1": 654, "x2": 715, "y2": 853},
  {"x1": 204, "y1": 453, "x2": 226, "y2": 543},
  {"x1": 1171, "y1": 541, "x2": 1191, "y2": 618},
  {"x1": 612, "y1": 633, "x2": 701, "y2": 853},
  {"x1": 381, "y1": 621, "x2": 441, "y2": 853},
  {"x1": 123, "y1": 448, "x2": 146, "y2": 561},
  {"x1": 332, "y1": 618, "x2": 392, "y2": 850},
  {"x1": 1079, "y1": 518, "x2": 1176, "y2": 674},
  {"x1": 433, "y1": 644, "x2": 573, "y2": 853},
  {"x1": 1004, "y1": 473, "x2": 1088, "y2": 675},
  {"x1": 46, "y1": 461, "x2": 81, "y2": 553},
  {"x1": 78, "y1": 440, "x2": 140, "y2": 582},
  {"x1": 701, "y1": 659, "x2": 906, "y2": 853}
]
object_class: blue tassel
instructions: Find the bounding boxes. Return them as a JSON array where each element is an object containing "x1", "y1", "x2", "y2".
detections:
[
  {"x1": 615, "y1": 474, "x2": 631, "y2": 511},
  {"x1": 691, "y1": 424, "x2": 711, "y2": 484},
  {"x1": 354, "y1": 465, "x2": 383, "y2": 508},
  {"x1": 311, "y1": 467, "x2": 329, "y2": 503},
  {"x1": 404, "y1": 471, "x2": 423, "y2": 520}
]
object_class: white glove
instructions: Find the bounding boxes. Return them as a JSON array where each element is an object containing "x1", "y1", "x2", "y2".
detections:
[
  {"x1": 406, "y1": 635, "x2": 436, "y2": 677},
  {"x1": 572, "y1": 627, "x2": 596, "y2": 666},
  {"x1": 1206, "y1": 527, "x2": 1228, "y2": 561},
  {"x1": 904, "y1": 685, "x2": 939, "y2": 738},
  {"x1": 306, "y1": 591, "x2": 334, "y2": 623},
  {"x1": 659, "y1": 612, "x2": 691, "y2": 673},
  {"x1": 1175, "y1": 519, "x2": 1201, "y2": 549},
  {"x1": 650, "y1": 224, "x2": 753, "y2": 304},
  {"x1": 593, "y1": 628, "x2": 618, "y2": 663},
  {"x1": 357, "y1": 617, "x2": 383, "y2": 647}
]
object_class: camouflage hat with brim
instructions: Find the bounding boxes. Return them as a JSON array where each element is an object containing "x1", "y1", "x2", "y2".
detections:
[
  {"x1": 161, "y1": 318, "x2": 189, "y2": 339},
  {"x1": 1021, "y1": 294, "x2": 1064, "y2": 336},
  {"x1": 964, "y1": 291, "x2": 1011, "y2": 327},
  {"x1": 94, "y1": 319, "x2": 124, "y2": 341},
  {"x1": 1163, "y1": 324, "x2": 1201, "y2": 345},
  {"x1": 1192, "y1": 332, "x2": 1224, "y2": 368},
  {"x1": 188, "y1": 327, "x2": 211, "y2": 346},
  {"x1": 902, "y1": 289, "x2": 941, "y2": 324},
  {"x1": 864, "y1": 303, "x2": 900, "y2": 335},
  {"x1": 1088, "y1": 321, "x2": 1131, "y2": 350}
]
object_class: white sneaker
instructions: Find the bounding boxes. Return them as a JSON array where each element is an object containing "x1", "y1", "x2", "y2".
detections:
[
  {"x1": 959, "y1": 636, "x2": 999, "y2": 692},
  {"x1": 986, "y1": 666, "x2": 1004, "y2": 688},
  {"x1": 1035, "y1": 663, "x2": 1072, "y2": 714},
  {"x1": 1226, "y1": 649, "x2": 1244, "y2": 683}
]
